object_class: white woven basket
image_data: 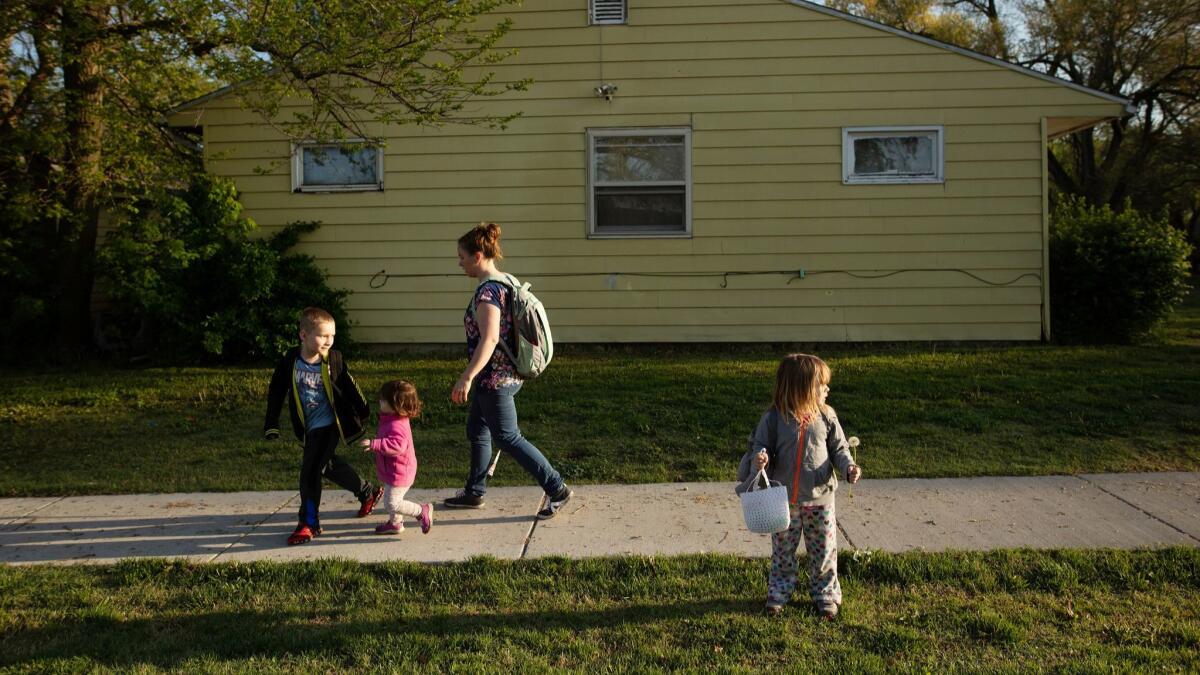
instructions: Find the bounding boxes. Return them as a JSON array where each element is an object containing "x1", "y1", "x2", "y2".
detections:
[{"x1": 740, "y1": 469, "x2": 791, "y2": 534}]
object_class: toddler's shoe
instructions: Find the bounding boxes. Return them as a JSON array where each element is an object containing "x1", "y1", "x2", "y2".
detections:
[
  {"x1": 536, "y1": 485, "x2": 573, "y2": 520},
  {"x1": 418, "y1": 503, "x2": 433, "y2": 534},
  {"x1": 816, "y1": 601, "x2": 840, "y2": 621},
  {"x1": 287, "y1": 525, "x2": 316, "y2": 546},
  {"x1": 374, "y1": 521, "x2": 403, "y2": 535},
  {"x1": 443, "y1": 490, "x2": 485, "y2": 509},
  {"x1": 357, "y1": 485, "x2": 384, "y2": 518},
  {"x1": 765, "y1": 602, "x2": 784, "y2": 617}
]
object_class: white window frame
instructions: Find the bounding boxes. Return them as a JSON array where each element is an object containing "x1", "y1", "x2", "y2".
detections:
[
  {"x1": 291, "y1": 140, "x2": 384, "y2": 193},
  {"x1": 842, "y1": 126, "x2": 944, "y2": 185},
  {"x1": 587, "y1": 127, "x2": 692, "y2": 239},
  {"x1": 590, "y1": 0, "x2": 627, "y2": 25}
]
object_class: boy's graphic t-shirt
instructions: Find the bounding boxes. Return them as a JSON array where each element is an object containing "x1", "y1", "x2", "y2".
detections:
[
  {"x1": 464, "y1": 281, "x2": 521, "y2": 390},
  {"x1": 294, "y1": 358, "x2": 335, "y2": 430}
]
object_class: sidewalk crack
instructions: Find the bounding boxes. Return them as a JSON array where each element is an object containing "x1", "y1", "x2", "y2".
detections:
[
  {"x1": 206, "y1": 494, "x2": 297, "y2": 563},
  {"x1": 837, "y1": 521, "x2": 857, "y2": 551},
  {"x1": 519, "y1": 495, "x2": 547, "y2": 560},
  {"x1": 25, "y1": 496, "x2": 66, "y2": 517},
  {"x1": 1074, "y1": 475, "x2": 1200, "y2": 545},
  {"x1": 1, "y1": 496, "x2": 66, "y2": 532}
]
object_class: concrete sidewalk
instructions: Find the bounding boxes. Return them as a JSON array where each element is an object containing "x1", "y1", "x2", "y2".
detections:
[{"x1": 1, "y1": 472, "x2": 1198, "y2": 565}]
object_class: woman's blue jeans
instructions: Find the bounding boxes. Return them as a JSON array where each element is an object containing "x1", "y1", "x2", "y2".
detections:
[{"x1": 464, "y1": 382, "x2": 564, "y2": 497}]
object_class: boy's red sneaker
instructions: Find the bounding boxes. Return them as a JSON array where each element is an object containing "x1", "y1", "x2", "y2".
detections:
[
  {"x1": 357, "y1": 485, "x2": 384, "y2": 518},
  {"x1": 287, "y1": 525, "x2": 315, "y2": 546}
]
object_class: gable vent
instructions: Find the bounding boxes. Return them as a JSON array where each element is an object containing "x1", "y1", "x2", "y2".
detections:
[{"x1": 590, "y1": 0, "x2": 626, "y2": 25}]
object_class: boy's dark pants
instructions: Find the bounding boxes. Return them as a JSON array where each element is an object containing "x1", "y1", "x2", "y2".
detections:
[{"x1": 298, "y1": 425, "x2": 368, "y2": 529}]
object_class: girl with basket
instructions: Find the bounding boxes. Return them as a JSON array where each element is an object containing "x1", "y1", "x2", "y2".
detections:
[{"x1": 736, "y1": 354, "x2": 862, "y2": 619}]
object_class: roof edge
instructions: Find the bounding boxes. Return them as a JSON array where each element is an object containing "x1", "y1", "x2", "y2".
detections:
[
  {"x1": 787, "y1": 0, "x2": 1136, "y2": 114},
  {"x1": 167, "y1": 66, "x2": 283, "y2": 118},
  {"x1": 166, "y1": 81, "x2": 243, "y2": 118},
  {"x1": 171, "y1": 3, "x2": 1137, "y2": 120}
]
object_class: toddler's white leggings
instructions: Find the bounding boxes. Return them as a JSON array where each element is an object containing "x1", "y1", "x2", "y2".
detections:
[{"x1": 384, "y1": 485, "x2": 422, "y2": 522}]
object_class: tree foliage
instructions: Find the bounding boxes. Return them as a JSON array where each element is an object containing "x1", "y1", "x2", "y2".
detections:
[
  {"x1": 1, "y1": 0, "x2": 523, "y2": 355},
  {"x1": 1022, "y1": 0, "x2": 1200, "y2": 239},
  {"x1": 827, "y1": 0, "x2": 1013, "y2": 58},
  {"x1": 1049, "y1": 197, "x2": 1193, "y2": 344},
  {"x1": 97, "y1": 174, "x2": 354, "y2": 361}
]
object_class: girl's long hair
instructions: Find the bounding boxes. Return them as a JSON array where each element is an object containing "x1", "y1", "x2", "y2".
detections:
[{"x1": 772, "y1": 353, "x2": 831, "y2": 421}]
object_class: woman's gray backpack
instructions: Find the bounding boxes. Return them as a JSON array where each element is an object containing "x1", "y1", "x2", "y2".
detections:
[{"x1": 473, "y1": 273, "x2": 554, "y2": 378}]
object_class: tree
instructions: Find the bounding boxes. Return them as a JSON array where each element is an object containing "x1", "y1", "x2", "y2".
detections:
[
  {"x1": 98, "y1": 175, "x2": 356, "y2": 361},
  {"x1": 1, "y1": 0, "x2": 525, "y2": 354},
  {"x1": 826, "y1": 0, "x2": 1013, "y2": 58},
  {"x1": 1021, "y1": 0, "x2": 1200, "y2": 235}
]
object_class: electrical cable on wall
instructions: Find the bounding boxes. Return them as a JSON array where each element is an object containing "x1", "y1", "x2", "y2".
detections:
[{"x1": 368, "y1": 268, "x2": 1042, "y2": 290}]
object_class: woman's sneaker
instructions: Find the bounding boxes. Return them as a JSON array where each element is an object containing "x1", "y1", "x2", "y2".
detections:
[
  {"x1": 536, "y1": 486, "x2": 573, "y2": 520},
  {"x1": 418, "y1": 503, "x2": 433, "y2": 534},
  {"x1": 443, "y1": 490, "x2": 485, "y2": 509}
]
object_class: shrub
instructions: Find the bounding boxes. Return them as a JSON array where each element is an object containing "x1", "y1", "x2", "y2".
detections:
[
  {"x1": 1049, "y1": 197, "x2": 1193, "y2": 344},
  {"x1": 97, "y1": 174, "x2": 353, "y2": 362}
]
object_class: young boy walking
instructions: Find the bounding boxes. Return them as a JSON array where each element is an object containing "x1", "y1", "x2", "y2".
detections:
[{"x1": 263, "y1": 307, "x2": 382, "y2": 545}]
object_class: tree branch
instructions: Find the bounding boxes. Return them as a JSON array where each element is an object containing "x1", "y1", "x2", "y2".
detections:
[
  {"x1": 1047, "y1": 148, "x2": 1080, "y2": 196},
  {"x1": 0, "y1": 8, "x2": 54, "y2": 132}
]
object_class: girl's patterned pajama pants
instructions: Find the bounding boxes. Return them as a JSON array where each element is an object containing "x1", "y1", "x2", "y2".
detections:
[{"x1": 767, "y1": 502, "x2": 841, "y2": 608}]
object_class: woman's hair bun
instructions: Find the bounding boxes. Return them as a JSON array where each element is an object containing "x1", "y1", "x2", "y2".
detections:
[{"x1": 459, "y1": 221, "x2": 504, "y2": 260}]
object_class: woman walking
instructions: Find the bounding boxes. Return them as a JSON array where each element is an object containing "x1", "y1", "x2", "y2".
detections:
[{"x1": 444, "y1": 222, "x2": 574, "y2": 519}]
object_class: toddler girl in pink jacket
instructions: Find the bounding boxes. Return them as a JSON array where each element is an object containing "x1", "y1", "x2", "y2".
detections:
[{"x1": 358, "y1": 380, "x2": 432, "y2": 535}]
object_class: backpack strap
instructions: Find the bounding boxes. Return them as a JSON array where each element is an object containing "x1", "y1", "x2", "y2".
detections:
[
  {"x1": 469, "y1": 274, "x2": 519, "y2": 365},
  {"x1": 325, "y1": 350, "x2": 343, "y2": 379}
]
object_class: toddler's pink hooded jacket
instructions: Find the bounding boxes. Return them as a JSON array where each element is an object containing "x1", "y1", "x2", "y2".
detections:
[{"x1": 371, "y1": 414, "x2": 417, "y2": 487}]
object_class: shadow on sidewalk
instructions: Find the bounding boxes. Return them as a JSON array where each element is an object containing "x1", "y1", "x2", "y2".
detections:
[{"x1": 0, "y1": 507, "x2": 534, "y2": 564}]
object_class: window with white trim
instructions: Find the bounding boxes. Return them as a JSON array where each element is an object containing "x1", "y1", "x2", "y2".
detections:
[
  {"x1": 590, "y1": 0, "x2": 626, "y2": 25},
  {"x1": 588, "y1": 128, "x2": 691, "y2": 237},
  {"x1": 291, "y1": 141, "x2": 383, "y2": 192},
  {"x1": 842, "y1": 126, "x2": 943, "y2": 184}
]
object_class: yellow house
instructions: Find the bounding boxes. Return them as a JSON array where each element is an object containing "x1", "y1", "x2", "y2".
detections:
[{"x1": 167, "y1": 0, "x2": 1130, "y2": 344}]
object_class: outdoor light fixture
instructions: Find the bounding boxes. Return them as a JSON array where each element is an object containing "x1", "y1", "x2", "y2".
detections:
[{"x1": 594, "y1": 83, "x2": 618, "y2": 101}]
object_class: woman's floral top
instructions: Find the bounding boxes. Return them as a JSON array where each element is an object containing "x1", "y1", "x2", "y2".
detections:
[{"x1": 464, "y1": 281, "x2": 521, "y2": 390}]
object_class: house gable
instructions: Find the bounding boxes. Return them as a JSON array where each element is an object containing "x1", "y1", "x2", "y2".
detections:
[
  {"x1": 169, "y1": 0, "x2": 1132, "y2": 344},
  {"x1": 786, "y1": 0, "x2": 1131, "y2": 115}
]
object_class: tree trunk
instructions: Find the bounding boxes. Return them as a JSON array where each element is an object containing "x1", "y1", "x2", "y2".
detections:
[{"x1": 56, "y1": 2, "x2": 107, "y2": 353}]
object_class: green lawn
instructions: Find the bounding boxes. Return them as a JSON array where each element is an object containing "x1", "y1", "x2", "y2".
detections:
[
  {"x1": 1, "y1": 549, "x2": 1197, "y2": 672},
  {"x1": 1, "y1": 297, "x2": 1197, "y2": 496}
]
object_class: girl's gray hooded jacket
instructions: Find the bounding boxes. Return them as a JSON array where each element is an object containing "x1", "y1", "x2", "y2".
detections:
[{"x1": 736, "y1": 407, "x2": 857, "y2": 506}]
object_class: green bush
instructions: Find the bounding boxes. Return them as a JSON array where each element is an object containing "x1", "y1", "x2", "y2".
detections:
[
  {"x1": 1049, "y1": 197, "x2": 1193, "y2": 344},
  {"x1": 97, "y1": 174, "x2": 353, "y2": 362}
]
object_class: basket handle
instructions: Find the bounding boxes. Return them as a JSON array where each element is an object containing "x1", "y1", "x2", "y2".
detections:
[{"x1": 749, "y1": 468, "x2": 771, "y2": 492}]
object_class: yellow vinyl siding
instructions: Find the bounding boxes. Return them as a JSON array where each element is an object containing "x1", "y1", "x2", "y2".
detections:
[
  {"x1": 238, "y1": 214, "x2": 1044, "y2": 243},
  {"x1": 217, "y1": 158, "x2": 1040, "y2": 194},
  {"x1": 347, "y1": 286, "x2": 1042, "y2": 311},
  {"x1": 182, "y1": 0, "x2": 1127, "y2": 343},
  {"x1": 313, "y1": 252, "x2": 1046, "y2": 278},
  {"x1": 226, "y1": 197, "x2": 1043, "y2": 228}
]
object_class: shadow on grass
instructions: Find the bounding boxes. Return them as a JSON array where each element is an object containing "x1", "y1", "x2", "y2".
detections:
[{"x1": 1, "y1": 598, "x2": 762, "y2": 669}]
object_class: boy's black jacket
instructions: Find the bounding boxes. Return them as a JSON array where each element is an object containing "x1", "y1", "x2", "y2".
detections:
[{"x1": 263, "y1": 347, "x2": 369, "y2": 444}]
